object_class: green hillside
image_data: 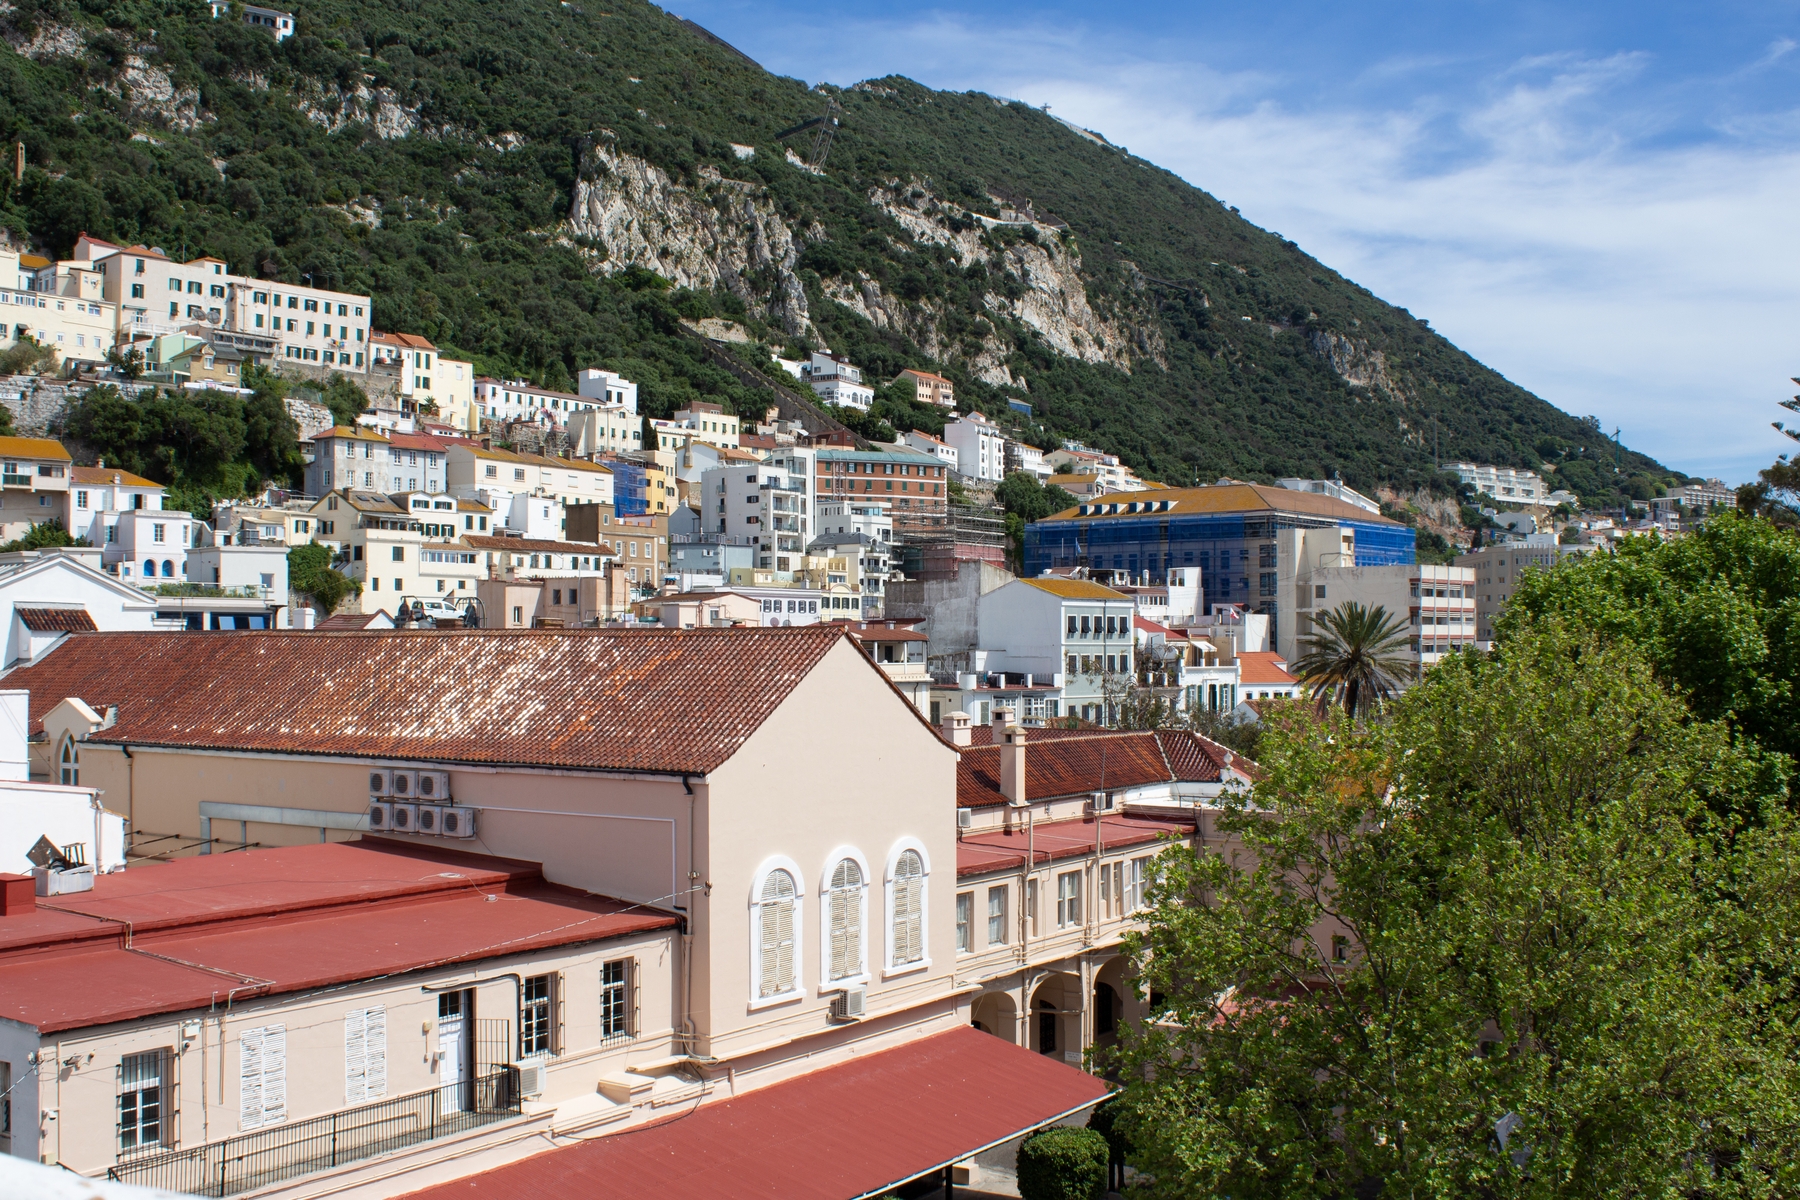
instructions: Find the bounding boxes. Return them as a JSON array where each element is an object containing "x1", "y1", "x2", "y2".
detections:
[{"x1": 0, "y1": 0, "x2": 1674, "y2": 503}]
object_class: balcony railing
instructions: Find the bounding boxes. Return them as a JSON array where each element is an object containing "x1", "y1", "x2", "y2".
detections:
[
  {"x1": 145, "y1": 583, "x2": 271, "y2": 599},
  {"x1": 107, "y1": 1068, "x2": 521, "y2": 1197}
]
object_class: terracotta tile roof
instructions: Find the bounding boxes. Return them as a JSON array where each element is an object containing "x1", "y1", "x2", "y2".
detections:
[
  {"x1": 1041, "y1": 482, "x2": 1403, "y2": 525},
  {"x1": 395, "y1": 1025, "x2": 1105, "y2": 1200},
  {"x1": 313, "y1": 425, "x2": 390, "y2": 444},
  {"x1": 956, "y1": 812, "x2": 1193, "y2": 876},
  {"x1": 955, "y1": 727, "x2": 1239, "y2": 806},
  {"x1": 315, "y1": 612, "x2": 393, "y2": 630},
  {"x1": 838, "y1": 621, "x2": 928, "y2": 643},
  {"x1": 1237, "y1": 651, "x2": 1299, "y2": 686},
  {"x1": 0, "y1": 436, "x2": 71, "y2": 461},
  {"x1": 69, "y1": 466, "x2": 161, "y2": 488},
  {"x1": 466, "y1": 445, "x2": 613, "y2": 475},
  {"x1": 372, "y1": 331, "x2": 438, "y2": 350},
  {"x1": 1021, "y1": 578, "x2": 1128, "y2": 600},
  {"x1": 897, "y1": 368, "x2": 953, "y2": 386},
  {"x1": 14, "y1": 607, "x2": 96, "y2": 632},
  {"x1": 386, "y1": 432, "x2": 454, "y2": 452},
  {"x1": 5, "y1": 627, "x2": 850, "y2": 775}
]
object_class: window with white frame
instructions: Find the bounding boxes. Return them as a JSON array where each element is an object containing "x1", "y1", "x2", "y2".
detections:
[
  {"x1": 1056, "y1": 871, "x2": 1083, "y2": 928},
  {"x1": 1126, "y1": 856, "x2": 1152, "y2": 912},
  {"x1": 756, "y1": 868, "x2": 799, "y2": 998},
  {"x1": 600, "y1": 959, "x2": 632, "y2": 1039},
  {"x1": 987, "y1": 885, "x2": 1008, "y2": 946},
  {"x1": 519, "y1": 974, "x2": 556, "y2": 1057},
  {"x1": 889, "y1": 849, "x2": 925, "y2": 968},
  {"x1": 1026, "y1": 877, "x2": 1039, "y2": 937},
  {"x1": 824, "y1": 858, "x2": 864, "y2": 982},
  {"x1": 955, "y1": 891, "x2": 972, "y2": 953},
  {"x1": 58, "y1": 734, "x2": 77, "y2": 786},
  {"x1": 118, "y1": 1049, "x2": 168, "y2": 1154}
]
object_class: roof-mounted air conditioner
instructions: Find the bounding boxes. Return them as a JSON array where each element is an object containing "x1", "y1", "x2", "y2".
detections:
[
  {"x1": 367, "y1": 799, "x2": 393, "y2": 831},
  {"x1": 513, "y1": 1059, "x2": 547, "y2": 1098},
  {"x1": 389, "y1": 770, "x2": 418, "y2": 799},
  {"x1": 956, "y1": 808, "x2": 973, "y2": 829},
  {"x1": 415, "y1": 804, "x2": 442, "y2": 835},
  {"x1": 1086, "y1": 791, "x2": 1115, "y2": 814},
  {"x1": 368, "y1": 769, "x2": 395, "y2": 796},
  {"x1": 439, "y1": 807, "x2": 477, "y2": 839},
  {"x1": 388, "y1": 802, "x2": 417, "y2": 832},
  {"x1": 415, "y1": 770, "x2": 451, "y2": 801},
  {"x1": 830, "y1": 988, "x2": 866, "y2": 1023}
]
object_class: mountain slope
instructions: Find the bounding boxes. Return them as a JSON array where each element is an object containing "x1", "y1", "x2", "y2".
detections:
[{"x1": 0, "y1": 0, "x2": 1671, "y2": 502}]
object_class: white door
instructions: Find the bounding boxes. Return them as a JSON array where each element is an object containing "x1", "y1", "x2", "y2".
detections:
[{"x1": 437, "y1": 991, "x2": 471, "y2": 1111}]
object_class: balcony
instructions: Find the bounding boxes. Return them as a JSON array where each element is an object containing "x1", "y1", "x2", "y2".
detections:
[{"x1": 108, "y1": 1069, "x2": 521, "y2": 1197}]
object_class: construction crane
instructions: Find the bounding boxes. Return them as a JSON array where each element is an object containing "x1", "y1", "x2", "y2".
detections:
[{"x1": 775, "y1": 95, "x2": 843, "y2": 171}]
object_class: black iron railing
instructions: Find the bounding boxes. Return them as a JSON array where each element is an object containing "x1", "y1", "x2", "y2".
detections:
[{"x1": 107, "y1": 1068, "x2": 520, "y2": 1197}]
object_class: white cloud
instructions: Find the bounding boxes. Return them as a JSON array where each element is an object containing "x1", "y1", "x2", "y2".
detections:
[{"x1": 726, "y1": 9, "x2": 1800, "y2": 482}]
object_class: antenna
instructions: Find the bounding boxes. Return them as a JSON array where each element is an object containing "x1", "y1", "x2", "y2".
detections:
[{"x1": 774, "y1": 95, "x2": 843, "y2": 170}]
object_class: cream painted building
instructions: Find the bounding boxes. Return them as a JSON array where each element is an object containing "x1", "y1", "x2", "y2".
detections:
[
  {"x1": 0, "y1": 437, "x2": 71, "y2": 544},
  {"x1": 0, "y1": 252, "x2": 118, "y2": 367}
]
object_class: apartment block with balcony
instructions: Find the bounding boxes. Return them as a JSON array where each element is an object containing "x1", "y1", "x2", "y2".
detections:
[
  {"x1": 5, "y1": 252, "x2": 117, "y2": 367},
  {"x1": 944, "y1": 413, "x2": 1007, "y2": 483},
  {"x1": 977, "y1": 578, "x2": 1134, "y2": 723},
  {"x1": 1446, "y1": 461, "x2": 1546, "y2": 504},
  {"x1": 474, "y1": 370, "x2": 638, "y2": 434},
  {"x1": 702, "y1": 448, "x2": 815, "y2": 573},
  {"x1": 649, "y1": 401, "x2": 739, "y2": 452},
  {"x1": 0, "y1": 437, "x2": 71, "y2": 543},
  {"x1": 446, "y1": 446, "x2": 614, "y2": 536},
  {"x1": 842, "y1": 619, "x2": 930, "y2": 713},
  {"x1": 1285, "y1": 562, "x2": 1477, "y2": 671},
  {"x1": 801, "y1": 351, "x2": 874, "y2": 411},
  {"x1": 814, "y1": 447, "x2": 948, "y2": 537}
]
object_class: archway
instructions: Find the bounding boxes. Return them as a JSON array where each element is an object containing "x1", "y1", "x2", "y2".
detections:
[
  {"x1": 970, "y1": 990, "x2": 1018, "y2": 1044},
  {"x1": 1092, "y1": 955, "x2": 1137, "y2": 1049},
  {"x1": 1028, "y1": 972, "x2": 1082, "y2": 1059}
]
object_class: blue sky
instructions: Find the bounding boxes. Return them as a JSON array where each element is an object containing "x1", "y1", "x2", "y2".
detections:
[{"x1": 671, "y1": 0, "x2": 1800, "y2": 484}]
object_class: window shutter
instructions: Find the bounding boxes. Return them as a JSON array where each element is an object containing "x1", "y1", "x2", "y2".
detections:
[
  {"x1": 239, "y1": 1028, "x2": 264, "y2": 1130},
  {"x1": 773, "y1": 894, "x2": 795, "y2": 992},
  {"x1": 241, "y1": 1024, "x2": 287, "y2": 1130},
  {"x1": 263, "y1": 1025, "x2": 287, "y2": 1126},
  {"x1": 345, "y1": 1009, "x2": 366, "y2": 1104},
  {"x1": 759, "y1": 898, "x2": 779, "y2": 996}
]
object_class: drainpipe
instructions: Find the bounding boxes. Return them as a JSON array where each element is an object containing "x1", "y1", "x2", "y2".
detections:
[{"x1": 677, "y1": 774, "x2": 699, "y2": 1054}]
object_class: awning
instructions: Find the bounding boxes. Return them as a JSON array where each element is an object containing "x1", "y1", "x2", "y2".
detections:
[{"x1": 398, "y1": 1025, "x2": 1110, "y2": 1200}]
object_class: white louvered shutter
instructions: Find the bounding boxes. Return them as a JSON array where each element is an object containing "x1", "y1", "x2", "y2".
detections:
[
  {"x1": 758, "y1": 871, "x2": 796, "y2": 997},
  {"x1": 239, "y1": 1027, "x2": 264, "y2": 1130},
  {"x1": 262, "y1": 1025, "x2": 287, "y2": 1125},
  {"x1": 365, "y1": 1006, "x2": 387, "y2": 1099},
  {"x1": 345, "y1": 1009, "x2": 366, "y2": 1104},
  {"x1": 893, "y1": 852, "x2": 924, "y2": 966},
  {"x1": 773, "y1": 889, "x2": 795, "y2": 993},
  {"x1": 828, "y1": 860, "x2": 862, "y2": 980}
]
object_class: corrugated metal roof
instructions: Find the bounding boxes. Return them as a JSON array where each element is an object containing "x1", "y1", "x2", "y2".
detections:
[
  {"x1": 4, "y1": 627, "x2": 848, "y2": 775},
  {"x1": 0, "y1": 841, "x2": 675, "y2": 1033},
  {"x1": 394, "y1": 1026, "x2": 1109, "y2": 1200},
  {"x1": 1041, "y1": 482, "x2": 1401, "y2": 524},
  {"x1": 956, "y1": 812, "x2": 1192, "y2": 876}
]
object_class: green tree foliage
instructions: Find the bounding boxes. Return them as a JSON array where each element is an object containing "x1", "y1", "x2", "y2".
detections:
[
  {"x1": 318, "y1": 372, "x2": 372, "y2": 429},
  {"x1": 1501, "y1": 511, "x2": 1800, "y2": 778},
  {"x1": 61, "y1": 383, "x2": 300, "y2": 500},
  {"x1": 0, "y1": 0, "x2": 1671, "y2": 499},
  {"x1": 0, "y1": 336, "x2": 58, "y2": 376},
  {"x1": 1016, "y1": 1127, "x2": 1110, "y2": 1200},
  {"x1": 1114, "y1": 622, "x2": 1800, "y2": 1199},
  {"x1": 996, "y1": 471, "x2": 1079, "y2": 570},
  {"x1": 0, "y1": 518, "x2": 83, "y2": 551},
  {"x1": 1291, "y1": 600, "x2": 1413, "y2": 718},
  {"x1": 287, "y1": 542, "x2": 357, "y2": 612}
]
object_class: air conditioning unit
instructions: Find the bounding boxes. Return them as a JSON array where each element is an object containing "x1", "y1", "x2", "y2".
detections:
[
  {"x1": 368, "y1": 769, "x2": 395, "y2": 796},
  {"x1": 367, "y1": 799, "x2": 393, "y2": 831},
  {"x1": 388, "y1": 802, "x2": 418, "y2": 832},
  {"x1": 830, "y1": 988, "x2": 866, "y2": 1023},
  {"x1": 438, "y1": 807, "x2": 478, "y2": 839},
  {"x1": 415, "y1": 770, "x2": 451, "y2": 801},
  {"x1": 513, "y1": 1059, "x2": 547, "y2": 1098},
  {"x1": 389, "y1": 770, "x2": 419, "y2": 799},
  {"x1": 1087, "y1": 791, "x2": 1115, "y2": 815},
  {"x1": 415, "y1": 804, "x2": 443, "y2": 835},
  {"x1": 956, "y1": 808, "x2": 973, "y2": 829}
]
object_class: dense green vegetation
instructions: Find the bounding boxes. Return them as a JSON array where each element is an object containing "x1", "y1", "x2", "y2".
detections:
[
  {"x1": 0, "y1": 0, "x2": 1673, "y2": 502},
  {"x1": 1116, "y1": 618, "x2": 1800, "y2": 1197}
]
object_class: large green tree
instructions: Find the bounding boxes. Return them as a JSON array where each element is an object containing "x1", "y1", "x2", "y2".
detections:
[{"x1": 1112, "y1": 621, "x2": 1800, "y2": 1199}]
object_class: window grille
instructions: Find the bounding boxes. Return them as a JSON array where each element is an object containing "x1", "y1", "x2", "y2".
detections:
[
  {"x1": 519, "y1": 976, "x2": 555, "y2": 1057},
  {"x1": 600, "y1": 960, "x2": 632, "y2": 1039},
  {"x1": 118, "y1": 1049, "x2": 168, "y2": 1154}
]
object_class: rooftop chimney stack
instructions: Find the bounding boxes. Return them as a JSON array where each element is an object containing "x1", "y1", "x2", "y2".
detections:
[
  {"x1": 998, "y1": 710, "x2": 1028, "y2": 807},
  {"x1": 943, "y1": 709, "x2": 972, "y2": 748}
]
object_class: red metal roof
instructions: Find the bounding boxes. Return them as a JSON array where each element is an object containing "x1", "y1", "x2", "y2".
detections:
[
  {"x1": 3, "y1": 626, "x2": 847, "y2": 775},
  {"x1": 0, "y1": 840, "x2": 675, "y2": 1034},
  {"x1": 396, "y1": 1026, "x2": 1109, "y2": 1200},
  {"x1": 957, "y1": 812, "x2": 1193, "y2": 877}
]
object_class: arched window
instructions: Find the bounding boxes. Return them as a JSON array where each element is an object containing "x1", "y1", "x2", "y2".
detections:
[
  {"x1": 756, "y1": 869, "x2": 797, "y2": 998},
  {"x1": 142, "y1": 559, "x2": 155, "y2": 578},
  {"x1": 58, "y1": 734, "x2": 77, "y2": 786},
  {"x1": 825, "y1": 859, "x2": 864, "y2": 982},
  {"x1": 161, "y1": 560, "x2": 175, "y2": 577},
  {"x1": 891, "y1": 850, "x2": 925, "y2": 968}
]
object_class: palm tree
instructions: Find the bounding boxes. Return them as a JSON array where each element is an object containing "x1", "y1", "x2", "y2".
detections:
[{"x1": 1292, "y1": 601, "x2": 1414, "y2": 719}]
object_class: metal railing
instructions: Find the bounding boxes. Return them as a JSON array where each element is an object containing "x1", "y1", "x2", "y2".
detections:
[{"x1": 107, "y1": 1068, "x2": 520, "y2": 1197}]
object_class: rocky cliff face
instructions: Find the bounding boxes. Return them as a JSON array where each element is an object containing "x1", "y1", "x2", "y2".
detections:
[{"x1": 560, "y1": 148, "x2": 1164, "y2": 384}]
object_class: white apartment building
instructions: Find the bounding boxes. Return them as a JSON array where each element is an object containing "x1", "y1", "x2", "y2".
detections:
[
  {"x1": 902, "y1": 430, "x2": 958, "y2": 472},
  {"x1": 702, "y1": 448, "x2": 816, "y2": 573},
  {"x1": 1044, "y1": 445, "x2": 1140, "y2": 494},
  {"x1": 107, "y1": 508, "x2": 195, "y2": 585},
  {"x1": 569, "y1": 408, "x2": 647, "y2": 458},
  {"x1": 447, "y1": 444, "x2": 614, "y2": 510},
  {"x1": 474, "y1": 368, "x2": 640, "y2": 431},
  {"x1": 208, "y1": 0, "x2": 293, "y2": 38},
  {"x1": 62, "y1": 466, "x2": 165, "y2": 548},
  {"x1": 1005, "y1": 440, "x2": 1050, "y2": 482},
  {"x1": 1274, "y1": 477, "x2": 1380, "y2": 514},
  {"x1": 9, "y1": 253, "x2": 116, "y2": 367},
  {"x1": 802, "y1": 351, "x2": 875, "y2": 411},
  {"x1": 74, "y1": 235, "x2": 371, "y2": 368},
  {"x1": 944, "y1": 412, "x2": 1007, "y2": 483},
  {"x1": 976, "y1": 577, "x2": 1134, "y2": 721},
  {"x1": 649, "y1": 401, "x2": 740, "y2": 451},
  {"x1": 369, "y1": 333, "x2": 475, "y2": 428},
  {"x1": 1446, "y1": 462, "x2": 1546, "y2": 503},
  {"x1": 815, "y1": 500, "x2": 894, "y2": 544}
]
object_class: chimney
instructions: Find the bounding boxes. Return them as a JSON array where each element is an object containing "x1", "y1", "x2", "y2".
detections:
[
  {"x1": 991, "y1": 705, "x2": 1013, "y2": 744},
  {"x1": 999, "y1": 714, "x2": 1027, "y2": 807},
  {"x1": 942, "y1": 709, "x2": 971, "y2": 748},
  {"x1": 0, "y1": 872, "x2": 34, "y2": 916}
]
